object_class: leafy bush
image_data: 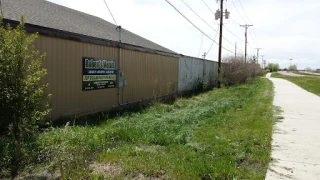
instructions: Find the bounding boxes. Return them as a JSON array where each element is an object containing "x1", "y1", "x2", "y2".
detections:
[
  {"x1": 223, "y1": 56, "x2": 261, "y2": 85},
  {"x1": 288, "y1": 64, "x2": 297, "y2": 71},
  {"x1": 0, "y1": 16, "x2": 50, "y2": 177},
  {"x1": 267, "y1": 63, "x2": 279, "y2": 72}
]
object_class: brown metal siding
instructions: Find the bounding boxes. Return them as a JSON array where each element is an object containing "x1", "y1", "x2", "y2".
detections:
[
  {"x1": 121, "y1": 49, "x2": 179, "y2": 103},
  {"x1": 34, "y1": 35, "x2": 119, "y2": 120},
  {"x1": 34, "y1": 35, "x2": 179, "y2": 120}
]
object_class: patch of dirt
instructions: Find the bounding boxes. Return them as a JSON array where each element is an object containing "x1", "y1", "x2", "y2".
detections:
[
  {"x1": 278, "y1": 71, "x2": 304, "y2": 77},
  {"x1": 15, "y1": 168, "x2": 60, "y2": 180},
  {"x1": 90, "y1": 162, "x2": 123, "y2": 177}
]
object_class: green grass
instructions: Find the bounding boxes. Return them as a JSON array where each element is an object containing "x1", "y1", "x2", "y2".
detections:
[
  {"x1": 3, "y1": 78, "x2": 274, "y2": 179},
  {"x1": 272, "y1": 72, "x2": 320, "y2": 96}
]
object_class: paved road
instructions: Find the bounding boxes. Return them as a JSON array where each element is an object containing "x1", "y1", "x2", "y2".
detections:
[{"x1": 266, "y1": 73, "x2": 320, "y2": 180}]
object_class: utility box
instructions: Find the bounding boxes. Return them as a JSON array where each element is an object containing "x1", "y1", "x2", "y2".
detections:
[{"x1": 117, "y1": 70, "x2": 127, "y2": 88}]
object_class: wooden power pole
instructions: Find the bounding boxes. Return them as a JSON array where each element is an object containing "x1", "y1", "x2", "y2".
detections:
[
  {"x1": 240, "y1": 24, "x2": 253, "y2": 63},
  {"x1": 216, "y1": 0, "x2": 229, "y2": 88},
  {"x1": 255, "y1": 48, "x2": 262, "y2": 64},
  {"x1": 217, "y1": 0, "x2": 224, "y2": 88}
]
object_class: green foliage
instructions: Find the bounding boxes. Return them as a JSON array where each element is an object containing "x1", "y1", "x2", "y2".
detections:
[
  {"x1": 250, "y1": 55, "x2": 257, "y2": 64},
  {"x1": 35, "y1": 78, "x2": 274, "y2": 179},
  {"x1": 272, "y1": 73, "x2": 320, "y2": 96},
  {"x1": 288, "y1": 64, "x2": 297, "y2": 71},
  {"x1": 0, "y1": 16, "x2": 50, "y2": 177},
  {"x1": 267, "y1": 63, "x2": 279, "y2": 72}
]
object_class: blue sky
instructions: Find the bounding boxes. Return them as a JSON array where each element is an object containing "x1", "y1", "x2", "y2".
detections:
[{"x1": 48, "y1": 0, "x2": 320, "y2": 70}]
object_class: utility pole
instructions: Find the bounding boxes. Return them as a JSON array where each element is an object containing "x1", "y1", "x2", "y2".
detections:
[
  {"x1": 116, "y1": 26, "x2": 123, "y2": 105},
  {"x1": 202, "y1": 52, "x2": 207, "y2": 60},
  {"x1": 215, "y1": 0, "x2": 229, "y2": 88},
  {"x1": 235, "y1": 42, "x2": 237, "y2": 58},
  {"x1": 255, "y1": 48, "x2": 261, "y2": 65},
  {"x1": 240, "y1": 24, "x2": 253, "y2": 63}
]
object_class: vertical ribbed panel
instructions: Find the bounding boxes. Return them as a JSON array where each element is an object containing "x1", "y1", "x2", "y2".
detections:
[
  {"x1": 34, "y1": 35, "x2": 119, "y2": 120},
  {"x1": 34, "y1": 35, "x2": 179, "y2": 120},
  {"x1": 121, "y1": 49, "x2": 179, "y2": 103}
]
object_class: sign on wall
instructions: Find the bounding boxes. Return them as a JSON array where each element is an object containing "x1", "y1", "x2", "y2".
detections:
[{"x1": 82, "y1": 57, "x2": 117, "y2": 91}]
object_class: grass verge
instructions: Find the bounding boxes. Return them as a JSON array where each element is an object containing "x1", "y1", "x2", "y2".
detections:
[
  {"x1": 1, "y1": 78, "x2": 274, "y2": 179},
  {"x1": 272, "y1": 72, "x2": 320, "y2": 96}
]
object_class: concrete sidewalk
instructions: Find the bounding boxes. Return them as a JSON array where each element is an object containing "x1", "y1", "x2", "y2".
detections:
[{"x1": 266, "y1": 73, "x2": 320, "y2": 180}]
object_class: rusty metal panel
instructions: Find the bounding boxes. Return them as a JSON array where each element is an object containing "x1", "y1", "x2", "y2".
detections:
[
  {"x1": 34, "y1": 35, "x2": 119, "y2": 120},
  {"x1": 121, "y1": 49, "x2": 179, "y2": 104}
]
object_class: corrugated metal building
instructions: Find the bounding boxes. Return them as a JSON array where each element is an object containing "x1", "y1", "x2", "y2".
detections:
[{"x1": 1, "y1": 0, "x2": 217, "y2": 120}]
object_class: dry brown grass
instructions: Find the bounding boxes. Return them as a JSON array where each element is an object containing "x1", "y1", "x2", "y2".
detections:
[{"x1": 223, "y1": 56, "x2": 262, "y2": 85}]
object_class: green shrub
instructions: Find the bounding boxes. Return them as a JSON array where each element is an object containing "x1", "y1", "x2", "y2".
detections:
[
  {"x1": 288, "y1": 64, "x2": 297, "y2": 71},
  {"x1": 267, "y1": 63, "x2": 279, "y2": 72},
  {"x1": 0, "y1": 16, "x2": 50, "y2": 177}
]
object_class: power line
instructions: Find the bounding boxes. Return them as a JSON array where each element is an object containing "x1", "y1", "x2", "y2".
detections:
[
  {"x1": 165, "y1": 0, "x2": 234, "y2": 53},
  {"x1": 252, "y1": 27, "x2": 260, "y2": 47},
  {"x1": 230, "y1": 17, "x2": 241, "y2": 25},
  {"x1": 103, "y1": 0, "x2": 118, "y2": 26},
  {"x1": 182, "y1": 0, "x2": 235, "y2": 48},
  {"x1": 238, "y1": 0, "x2": 253, "y2": 24},
  {"x1": 223, "y1": 24, "x2": 244, "y2": 42},
  {"x1": 198, "y1": 0, "x2": 242, "y2": 49},
  {"x1": 231, "y1": 0, "x2": 247, "y2": 24},
  {"x1": 200, "y1": 0, "x2": 215, "y2": 15},
  {"x1": 237, "y1": 0, "x2": 260, "y2": 47},
  {"x1": 206, "y1": 24, "x2": 220, "y2": 56},
  {"x1": 181, "y1": 0, "x2": 218, "y2": 34},
  {"x1": 198, "y1": 33, "x2": 204, "y2": 57}
]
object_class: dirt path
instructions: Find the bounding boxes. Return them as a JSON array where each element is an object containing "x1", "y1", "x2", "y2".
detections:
[
  {"x1": 266, "y1": 73, "x2": 320, "y2": 180},
  {"x1": 278, "y1": 71, "x2": 304, "y2": 77}
]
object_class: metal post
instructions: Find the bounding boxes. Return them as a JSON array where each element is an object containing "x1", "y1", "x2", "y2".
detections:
[
  {"x1": 117, "y1": 26, "x2": 122, "y2": 105},
  {"x1": 217, "y1": 0, "x2": 224, "y2": 88},
  {"x1": 235, "y1": 42, "x2": 237, "y2": 58}
]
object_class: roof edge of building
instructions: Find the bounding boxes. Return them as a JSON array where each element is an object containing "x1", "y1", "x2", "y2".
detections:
[{"x1": 2, "y1": 18, "x2": 179, "y2": 58}]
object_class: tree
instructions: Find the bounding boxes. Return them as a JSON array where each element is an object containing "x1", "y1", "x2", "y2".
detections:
[
  {"x1": 267, "y1": 63, "x2": 279, "y2": 72},
  {"x1": 288, "y1": 64, "x2": 297, "y2": 71},
  {"x1": 0, "y1": 16, "x2": 50, "y2": 177},
  {"x1": 250, "y1": 55, "x2": 257, "y2": 64},
  {"x1": 305, "y1": 67, "x2": 311, "y2": 71}
]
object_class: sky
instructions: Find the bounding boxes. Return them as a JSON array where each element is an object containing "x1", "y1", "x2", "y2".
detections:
[{"x1": 48, "y1": 0, "x2": 320, "y2": 70}]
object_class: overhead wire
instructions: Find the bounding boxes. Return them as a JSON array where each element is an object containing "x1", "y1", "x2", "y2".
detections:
[
  {"x1": 231, "y1": 0, "x2": 247, "y2": 24},
  {"x1": 223, "y1": 24, "x2": 244, "y2": 42},
  {"x1": 199, "y1": 0, "x2": 241, "y2": 49},
  {"x1": 103, "y1": 0, "x2": 118, "y2": 26},
  {"x1": 206, "y1": 24, "x2": 219, "y2": 56},
  {"x1": 200, "y1": 0, "x2": 215, "y2": 15},
  {"x1": 198, "y1": 33, "x2": 204, "y2": 57},
  {"x1": 181, "y1": 0, "x2": 218, "y2": 34},
  {"x1": 238, "y1": 0, "x2": 260, "y2": 47},
  {"x1": 165, "y1": 0, "x2": 234, "y2": 53}
]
